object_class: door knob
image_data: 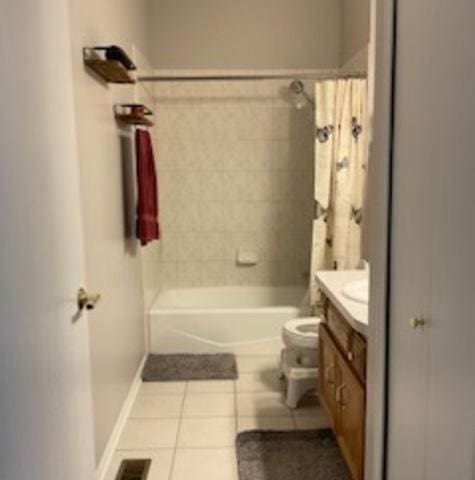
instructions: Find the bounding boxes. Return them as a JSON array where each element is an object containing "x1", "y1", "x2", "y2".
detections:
[
  {"x1": 410, "y1": 317, "x2": 426, "y2": 329},
  {"x1": 77, "y1": 287, "x2": 101, "y2": 311}
]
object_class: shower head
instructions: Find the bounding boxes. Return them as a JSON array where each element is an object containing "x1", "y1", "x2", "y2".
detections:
[
  {"x1": 289, "y1": 79, "x2": 315, "y2": 110},
  {"x1": 290, "y1": 80, "x2": 305, "y2": 94}
]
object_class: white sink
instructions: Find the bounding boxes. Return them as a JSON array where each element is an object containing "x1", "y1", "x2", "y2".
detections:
[{"x1": 341, "y1": 279, "x2": 369, "y2": 305}]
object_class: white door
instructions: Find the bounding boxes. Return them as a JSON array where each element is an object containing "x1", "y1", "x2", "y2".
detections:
[
  {"x1": 0, "y1": 2, "x2": 96, "y2": 479},
  {"x1": 387, "y1": 0, "x2": 475, "y2": 478}
]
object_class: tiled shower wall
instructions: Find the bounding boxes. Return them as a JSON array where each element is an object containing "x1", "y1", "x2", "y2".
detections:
[{"x1": 153, "y1": 70, "x2": 320, "y2": 288}]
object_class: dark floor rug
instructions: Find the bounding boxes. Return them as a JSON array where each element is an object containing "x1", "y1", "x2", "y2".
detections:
[
  {"x1": 236, "y1": 429, "x2": 351, "y2": 480},
  {"x1": 142, "y1": 353, "x2": 238, "y2": 381}
]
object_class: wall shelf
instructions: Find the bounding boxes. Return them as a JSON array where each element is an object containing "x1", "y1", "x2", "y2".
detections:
[
  {"x1": 114, "y1": 104, "x2": 154, "y2": 127},
  {"x1": 83, "y1": 47, "x2": 136, "y2": 84}
]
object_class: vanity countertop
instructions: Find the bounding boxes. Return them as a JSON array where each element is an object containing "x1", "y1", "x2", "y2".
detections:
[{"x1": 315, "y1": 270, "x2": 369, "y2": 336}]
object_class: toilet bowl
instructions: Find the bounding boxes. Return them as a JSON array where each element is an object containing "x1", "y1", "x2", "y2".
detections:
[
  {"x1": 282, "y1": 317, "x2": 321, "y2": 367},
  {"x1": 280, "y1": 317, "x2": 321, "y2": 408}
]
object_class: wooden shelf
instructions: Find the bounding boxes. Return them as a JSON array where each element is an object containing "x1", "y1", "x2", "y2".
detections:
[
  {"x1": 115, "y1": 114, "x2": 154, "y2": 127},
  {"x1": 114, "y1": 104, "x2": 154, "y2": 127},
  {"x1": 83, "y1": 47, "x2": 136, "y2": 84}
]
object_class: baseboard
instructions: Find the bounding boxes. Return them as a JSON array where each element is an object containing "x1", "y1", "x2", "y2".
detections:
[{"x1": 96, "y1": 355, "x2": 147, "y2": 480}]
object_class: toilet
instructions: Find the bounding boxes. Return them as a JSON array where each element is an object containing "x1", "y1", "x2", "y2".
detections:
[{"x1": 280, "y1": 317, "x2": 321, "y2": 408}]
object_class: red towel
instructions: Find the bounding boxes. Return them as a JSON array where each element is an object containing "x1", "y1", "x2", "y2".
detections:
[{"x1": 135, "y1": 128, "x2": 160, "y2": 245}]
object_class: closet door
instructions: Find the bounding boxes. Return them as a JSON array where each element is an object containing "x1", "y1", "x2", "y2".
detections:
[
  {"x1": 413, "y1": 0, "x2": 475, "y2": 477},
  {"x1": 387, "y1": 0, "x2": 475, "y2": 479},
  {"x1": 386, "y1": 0, "x2": 433, "y2": 475}
]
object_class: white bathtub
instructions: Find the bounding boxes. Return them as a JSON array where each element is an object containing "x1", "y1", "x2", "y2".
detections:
[{"x1": 149, "y1": 286, "x2": 306, "y2": 355}]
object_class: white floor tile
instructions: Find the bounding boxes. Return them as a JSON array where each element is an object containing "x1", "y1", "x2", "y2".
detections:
[
  {"x1": 178, "y1": 417, "x2": 236, "y2": 448},
  {"x1": 172, "y1": 448, "x2": 238, "y2": 480},
  {"x1": 237, "y1": 416, "x2": 295, "y2": 433},
  {"x1": 117, "y1": 418, "x2": 180, "y2": 450},
  {"x1": 236, "y1": 393, "x2": 291, "y2": 417},
  {"x1": 235, "y1": 372, "x2": 284, "y2": 393},
  {"x1": 186, "y1": 380, "x2": 235, "y2": 393},
  {"x1": 105, "y1": 449, "x2": 174, "y2": 480},
  {"x1": 183, "y1": 393, "x2": 235, "y2": 417},
  {"x1": 130, "y1": 394, "x2": 184, "y2": 419},
  {"x1": 237, "y1": 355, "x2": 280, "y2": 374},
  {"x1": 293, "y1": 410, "x2": 331, "y2": 430},
  {"x1": 139, "y1": 381, "x2": 187, "y2": 395}
]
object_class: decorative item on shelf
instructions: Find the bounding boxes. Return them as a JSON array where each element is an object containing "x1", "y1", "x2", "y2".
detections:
[
  {"x1": 114, "y1": 104, "x2": 154, "y2": 127},
  {"x1": 83, "y1": 46, "x2": 136, "y2": 84}
]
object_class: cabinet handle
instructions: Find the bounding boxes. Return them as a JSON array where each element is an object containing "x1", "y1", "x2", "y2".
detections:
[
  {"x1": 336, "y1": 384, "x2": 348, "y2": 406},
  {"x1": 347, "y1": 351, "x2": 354, "y2": 361},
  {"x1": 325, "y1": 365, "x2": 336, "y2": 385}
]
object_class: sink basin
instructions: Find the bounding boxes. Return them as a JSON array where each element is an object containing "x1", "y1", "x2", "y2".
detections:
[{"x1": 342, "y1": 279, "x2": 369, "y2": 305}]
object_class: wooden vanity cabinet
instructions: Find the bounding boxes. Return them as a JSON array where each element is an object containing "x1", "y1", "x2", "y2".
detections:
[
  {"x1": 319, "y1": 326, "x2": 339, "y2": 430},
  {"x1": 335, "y1": 345, "x2": 365, "y2": 480},
  {"x1": 319, "y1": 296, "x2": 366, "y2": 480}
]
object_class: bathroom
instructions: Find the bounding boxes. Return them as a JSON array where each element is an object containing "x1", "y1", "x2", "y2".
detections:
[
  {"x1": 3, "y1": 1, "x2": 474, "y2": 480},
  {"x1": 86, "y1": 1, "x2": 371, "y2": 478},
  {"x1": 75, "y1": 0, "x2": 372, "y2": 477}
]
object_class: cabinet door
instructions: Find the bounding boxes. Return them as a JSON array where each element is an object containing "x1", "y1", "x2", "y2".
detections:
[
  {"x1": 336, "y1": 350, "x2": 365, "y2": 480},
  {"x1": 319, "y1": 325, "x2": 338, "y2": 426}
]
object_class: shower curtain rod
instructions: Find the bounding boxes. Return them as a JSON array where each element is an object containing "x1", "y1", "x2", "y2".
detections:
[{"x1": 138, "y1": 72, "x2": 367, "y2": 82}]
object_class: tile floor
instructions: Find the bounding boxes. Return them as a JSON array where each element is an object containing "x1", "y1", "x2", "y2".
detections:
[{"x1": 106, "y1": 355, "x2": 330, "y2": 480}]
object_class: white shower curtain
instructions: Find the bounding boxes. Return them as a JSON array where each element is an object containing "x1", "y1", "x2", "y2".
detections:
[{"x1": 309, "y1": 78, "x2": 368, "y2": 305}]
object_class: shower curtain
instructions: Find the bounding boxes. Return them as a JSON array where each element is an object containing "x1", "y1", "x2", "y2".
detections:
[{"x1": 309, "y1": 78, "x2": 368, "y2": 306}]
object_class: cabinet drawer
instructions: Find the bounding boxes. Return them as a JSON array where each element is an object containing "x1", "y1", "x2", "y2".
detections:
[
  {"x1": 349, "y1": 332, "x2": 366, "y2": 382},
  {"x1": 326, "y1": 302, "x2": 352, "y2": 352}
]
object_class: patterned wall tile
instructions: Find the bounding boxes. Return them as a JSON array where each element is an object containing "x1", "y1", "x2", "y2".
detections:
[
  {"x1": 158, "y1": 138, "x2": 201, "y2": 172},
  {"x1": 160, "y1": 232, "x2": 179, "y2": 261},
  {"x1": 174, "y1": 233, "x2": 202, "y2": 262},
  {"x1": 199, "y1": 202, "x2": 225, "y2": 231},
  {"x1": 201, "y1": 261, "x2": 226, "y2": 286},
  {"x1": 200, "y1": 232, "x2": 226, "y2": 261},
  {"x1": 245, "y1": 106, "x2": 272, "y2": 140},
  {"x1": 247, "y1": 141, "x2": 273, "y2": 171},
  {"x1": 161, "y1": 201, "x2": 201, "y2": 232},
  {"x1": 154, "y1": 75, "x2": 318, "y2": 288},
  {"x1": 271, "y1": 172, "x2": 296, "y2": 200},
  {"x1": 160, "y1": 262, "x2": 178, "y2": 287},
  {"x1": 175, "y1": 262, "x2": 202, "y2": 287},
  {"x1": 200, "y1": 172, "x2": 226, "y2": 202}
]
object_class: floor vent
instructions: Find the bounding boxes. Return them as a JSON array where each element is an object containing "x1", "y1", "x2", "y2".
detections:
[{"x1": 115, "y1": 459, "x2": 151, "y2": 480}]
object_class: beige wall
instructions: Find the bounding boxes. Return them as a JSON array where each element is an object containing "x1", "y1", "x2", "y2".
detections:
[
  {"x1": 153, "y1": 71, "x2": 316, "y2": 288},
  {"x1": 147, "y1": 0, "x2": 341, "y2": 70},
  {"x1": 340, "y1": 0, "x2": 370, "y2": 67},
  {"x1": 68, "y1": 0, "x2": 151, "y2": 465}
]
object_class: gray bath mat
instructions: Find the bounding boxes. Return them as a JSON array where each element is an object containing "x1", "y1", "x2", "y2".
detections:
[
  {"x1": 142, "y1": 353, "x2": 238, "y2": 382},
  {"x1": 236, "y1": 429, "x2": 350, "y2": 480}
]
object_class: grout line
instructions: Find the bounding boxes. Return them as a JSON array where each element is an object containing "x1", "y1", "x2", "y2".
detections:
[
  {"x1": 115, "y1": 446, "x2": 176, "y2": 452},
  {"x1": 167, "y1": 382, "x2": 188, "y2": 480}
]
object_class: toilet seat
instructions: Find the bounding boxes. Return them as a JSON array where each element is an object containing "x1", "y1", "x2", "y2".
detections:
[{"x1": 283, "y1": 317, "x2": 321, "y2": 350}]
